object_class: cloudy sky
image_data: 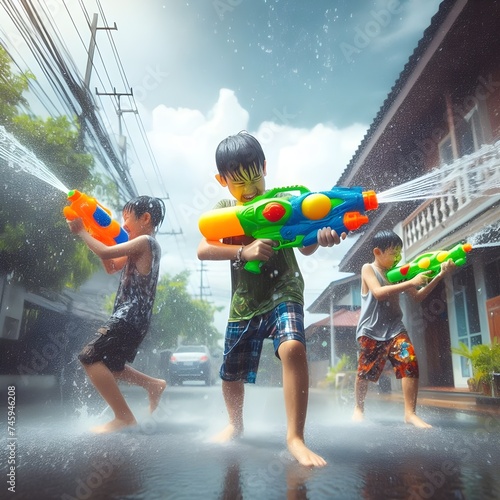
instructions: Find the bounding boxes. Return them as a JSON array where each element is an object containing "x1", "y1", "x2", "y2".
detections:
[{"x1": 1, "y1": 0, "x2": 443, "y2": 334}]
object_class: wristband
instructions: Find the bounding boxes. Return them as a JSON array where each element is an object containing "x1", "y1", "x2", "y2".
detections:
[{"x1": 232, "y1": 245, "x2": 246, "y2": 269}]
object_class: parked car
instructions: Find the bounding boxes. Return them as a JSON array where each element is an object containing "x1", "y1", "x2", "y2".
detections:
[{"x1": 169, "y1": 345, "x2": 220, "y2": 386}]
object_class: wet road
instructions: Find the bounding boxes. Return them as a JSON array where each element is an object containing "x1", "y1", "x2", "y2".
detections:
[{"x1": 3, "y1": 381, "x2": 500, "y2": 499}]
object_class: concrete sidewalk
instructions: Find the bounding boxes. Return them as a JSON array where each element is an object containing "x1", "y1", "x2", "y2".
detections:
[{"x1": 374, "y1": 386, "x2": 500, "y2": 416}]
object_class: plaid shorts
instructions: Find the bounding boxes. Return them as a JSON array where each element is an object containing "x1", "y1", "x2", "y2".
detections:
[
  {"x1": 356, "y1": 332, "x2": 419, "y2": 382},
  {"x1": 220, "y1": 302, "x2": 305, "y2": 384}
]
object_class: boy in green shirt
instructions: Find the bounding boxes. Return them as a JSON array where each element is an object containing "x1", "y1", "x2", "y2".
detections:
[{"x1": 198, "y1": 131, "x2": 344, "y2": 467}]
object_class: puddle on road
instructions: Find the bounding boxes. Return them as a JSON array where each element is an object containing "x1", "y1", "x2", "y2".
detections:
[{"x1": 7, "y1": 386, "x2": 500, "y2": 499}]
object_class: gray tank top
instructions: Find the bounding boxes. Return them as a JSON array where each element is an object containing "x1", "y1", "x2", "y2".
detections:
[{"x1": 356, "y1": 264, "x2": 405, "y2": 341}]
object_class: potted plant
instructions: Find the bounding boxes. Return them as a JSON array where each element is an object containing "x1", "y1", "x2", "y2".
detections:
[
  {"x1": 451, "y1": 341, "x2": 500, "y2": 397},
  {"x1": 320, "y1": 354, "x2": 353, "y2": 389},
  {"x1": 451, "y1": 341, "x2": 478, "y2": 392}
]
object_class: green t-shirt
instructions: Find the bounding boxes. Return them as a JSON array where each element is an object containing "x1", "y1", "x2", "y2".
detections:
[{"x1": 215, "y1": 198, "x2": 305, "y2": 321}]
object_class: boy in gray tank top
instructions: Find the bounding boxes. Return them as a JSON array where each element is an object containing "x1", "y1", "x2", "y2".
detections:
[{"x1": 352, "y1": 230, "x2": 455, "y2": 428}]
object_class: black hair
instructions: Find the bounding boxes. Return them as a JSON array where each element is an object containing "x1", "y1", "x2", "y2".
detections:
[
  {"x1": 371, "y1": 230, "x2": 403, "y2": 252},
  {"x1": 215, "y1": 131, "x2": 266, "y2": 179},
  {"x1": 123, "y1": 196, "x2": 166, "y2": 233}
]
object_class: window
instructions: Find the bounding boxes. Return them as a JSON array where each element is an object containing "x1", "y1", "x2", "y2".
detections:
[
  {"x1": 438, "y1": 134, "x2": 453, "y2": 165},
  {"x1": 484, "y1": 258, "x2": 500, "y2": 299},
  {"x1": 453, "y1": 267, "x2": 481, "y2": 377},
  {"x1": 439, "y1": 105, "x2": 486, "y2": 165}
]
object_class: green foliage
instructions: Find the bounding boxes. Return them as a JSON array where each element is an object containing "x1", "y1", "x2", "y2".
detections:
[
  {"x1": 0, "y1": 47, "x2": 32, "y2": 126},
  {"x1": 0, "y1": 45, "x2": 98, "y2": 291},
  {"x1": 451, "y1": 341, "x2": 500, "y2": 390},
  {"x1": 150, "y1": 271, "x2": 223, "y2": 349},
  {"x1": 322, "y1": 354, "x2": 355, "y2": 388}
]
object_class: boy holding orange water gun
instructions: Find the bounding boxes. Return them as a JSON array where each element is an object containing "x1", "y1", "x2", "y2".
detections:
[{"x1": 67, "y1": 195, "x2": 166, "y2": 433}]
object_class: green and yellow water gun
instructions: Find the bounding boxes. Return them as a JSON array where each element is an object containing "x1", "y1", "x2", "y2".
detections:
[{"x1": 386, "y1": 242, "x2": 472, "y2": 283}]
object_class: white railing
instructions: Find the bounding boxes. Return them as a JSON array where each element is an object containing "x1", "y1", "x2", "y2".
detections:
[{"x1": 402, "y1": 141, "x2": 500, "y2": 254}]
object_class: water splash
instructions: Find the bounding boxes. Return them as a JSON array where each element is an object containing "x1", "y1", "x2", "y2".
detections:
[
  {"x1": 377, "y1": 144, "x2": 500, "y2": 204},
  {"x1": 0, "y1": 125, "x2": 69, "y2": 193},
  {"x1": 469, "y1": 221, "x2": 500, "y2": 247}
]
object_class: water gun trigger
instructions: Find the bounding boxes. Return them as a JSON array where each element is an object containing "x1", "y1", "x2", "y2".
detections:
[
  {"x1": 63, "y1": 206, "x2": 78, "y2": 221},
  {"x1": 273, "y1": 235, "x2": 305, "y2": 250}
]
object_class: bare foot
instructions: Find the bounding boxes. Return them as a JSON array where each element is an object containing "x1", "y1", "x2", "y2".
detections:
[
  {"x1": 351, "y1": 406, "x2": 364, "y2": 422},
  {"x1": 405, "y1": 413, "x2": 432, "y2": 428},
  {"x1": 148, "y1": 379, "x2": 167, "y2": 413},
  {"x1": 287, "y1": 437, "x2": 327, "y2": 467},
  {"x1": 91, "y1": 417, "x2": 137, "y2": 434},
  {"x1": 210, "y1": 423, "x2": 243, "y2": 443}
]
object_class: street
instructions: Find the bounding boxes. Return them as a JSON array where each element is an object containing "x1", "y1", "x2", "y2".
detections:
[{"x1": 3, "y1": 382, "x2": 500, "y2": 499}]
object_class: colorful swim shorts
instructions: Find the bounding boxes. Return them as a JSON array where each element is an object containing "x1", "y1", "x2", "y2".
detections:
[{"x1": 356, "y1": 332, "x2": 419, "y2": 381}]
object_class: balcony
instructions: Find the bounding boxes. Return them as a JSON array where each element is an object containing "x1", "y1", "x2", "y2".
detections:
[{"x1": 402, "y1": 141, "x2": 500, "y2": 258}]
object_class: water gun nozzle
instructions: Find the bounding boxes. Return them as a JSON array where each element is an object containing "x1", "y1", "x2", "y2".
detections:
[
  {"x1": 67, "y1": 189, "x2": 80, "y2": 201},
  {"x1": 362, "y1": 191, "x2": 378, "y2": 211},
  {"x1": 463, "y1": 243, "x2": 473, "y2": 253}
]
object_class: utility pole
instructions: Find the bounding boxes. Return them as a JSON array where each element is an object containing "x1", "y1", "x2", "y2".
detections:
[
  {"x1": 78, "y1": 13, "x2": 116, "y2": 152},
  {"x1": 84, "y1": 14, "x2": 117, "y2": 89},
  {"x1": 95, "y1": 88, "x2": 137, "y2": 167},
  {"x1": 198, "y1": 262, "x2": 212, "y2": 301},
  {"x1": 330, "y1": 297, "x2": 336, "y2": 368},
  {"x1": 79, "y1": 13, "x2": 137, "y2": 199}
]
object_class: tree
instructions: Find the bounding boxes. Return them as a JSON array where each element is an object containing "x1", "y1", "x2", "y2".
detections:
[
  {"x1": 0, "y1": 45, "x2": 99, "y2": 291},
  {"x1": 0, "y1": 46, "x2": 32, "y2": 127},
  {"x1": 151, "y1": 271, "x2": 222, "y2": 349}
]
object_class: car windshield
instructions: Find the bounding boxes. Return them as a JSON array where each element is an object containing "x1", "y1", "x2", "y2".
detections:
[{"x1": 175, "y1": 346, "x2": 206, "y2": 353}]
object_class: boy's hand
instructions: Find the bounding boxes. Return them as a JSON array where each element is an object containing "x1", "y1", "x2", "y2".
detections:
[
  {"x1": 67, "y1": 218, "x2": 85, "y2": 235},
  {"x1": 242, "y1": 239, "x2": 276, "y2": 263},
  {"x1": 316, "y1": 227, "x2": 346, "y2": 247},
  {"x1": 439, "y1": 259, "x2": 457, "y2": 276},
  {"x1": 410, "y1": 271, "x2": 432, "y2": 288}
]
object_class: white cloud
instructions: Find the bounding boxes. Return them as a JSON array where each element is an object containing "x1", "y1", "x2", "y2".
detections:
[{"x1": 142, "y1": 89, "x2": 367, "y2": 334}]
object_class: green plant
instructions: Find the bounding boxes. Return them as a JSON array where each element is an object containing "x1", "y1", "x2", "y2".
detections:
[
  {"x1": 451, "y1": 341, "x2": 500, "y2": 395},
  {"x1": 321, "y1": 354, "x2": 354, "y2": 388}
]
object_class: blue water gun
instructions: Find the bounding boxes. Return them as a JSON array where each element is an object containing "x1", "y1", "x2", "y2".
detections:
[{"x1": 199, "y1": 185, "x2": 379, "y2": 273}]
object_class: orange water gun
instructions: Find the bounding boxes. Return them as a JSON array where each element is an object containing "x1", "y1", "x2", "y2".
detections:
[{"x1": 63, "y1": 190, "x2": 128, "y2": 246}]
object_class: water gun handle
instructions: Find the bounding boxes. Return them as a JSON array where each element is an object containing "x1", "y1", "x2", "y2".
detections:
[{"x1": 243, "y1": 260, "x2": 263, "y2": 274}]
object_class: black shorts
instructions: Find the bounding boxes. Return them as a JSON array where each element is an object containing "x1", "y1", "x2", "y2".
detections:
[{"x1": 78, "y1": 319, "x2": 143, "y2": 372}]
